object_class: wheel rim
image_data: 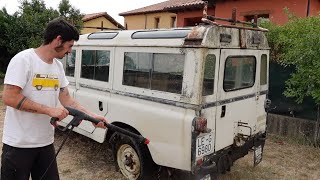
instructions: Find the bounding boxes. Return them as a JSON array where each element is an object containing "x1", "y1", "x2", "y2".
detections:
[
  {"x1": 117, "y1": 144, "x2": 141, "y2": 179},
  {"x1": 36, "y1": 85, "x2": 42, "y2": 90}
]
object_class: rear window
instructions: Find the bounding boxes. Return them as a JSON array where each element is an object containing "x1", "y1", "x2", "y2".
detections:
[
  {"x1": 123, "y1": 52, "x2": 185, "y2": 94},
  {"x1": 223, "y1": 56, "x2": 256, "y2": 91},
  {"x1": 202, "y1": 54, "x2": 216, "y2": 96},
  {"x1": 260, "y1": 54, "x2": 268, "y2": 85}
]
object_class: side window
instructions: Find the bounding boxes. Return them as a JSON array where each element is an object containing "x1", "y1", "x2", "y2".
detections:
[
  {"x1": 202, "y1": 54, "x2": 216, "y2": 96},
  {"x1": 81, "y1": 50, "x2": 110, "y2": 82},
  {"x1": 260, "y1": 54, "x2": 267, "y2": 85},
  {"x1": 224, "y1": 56, "x2": 256, "y2": 91},
  {"x1": 65, "y1": 50, "x2": 76, "y2": 77},
  {"x1": 123, "y1": 52, "x2": 151, "y2": 88},
  {"x1": 123, "y1": 52, "x2": 185, "y2": 94}
]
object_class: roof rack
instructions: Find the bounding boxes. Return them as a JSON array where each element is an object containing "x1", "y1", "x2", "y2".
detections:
[{"x1": 201, "y1": 3, "x2": 268, "y2": 32}]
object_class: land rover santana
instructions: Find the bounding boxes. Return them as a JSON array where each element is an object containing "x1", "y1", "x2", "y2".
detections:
[{"x1": 59, "y1": 11, "x2": 269, "y2": 180}]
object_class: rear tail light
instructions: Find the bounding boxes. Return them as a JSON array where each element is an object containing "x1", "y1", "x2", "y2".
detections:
[
  {"x1": 195, "y1": 117, "x2": 207, "y2": 133},
  {"x1": 196, "y1": 158, "x2": 204, "y2": 166}
]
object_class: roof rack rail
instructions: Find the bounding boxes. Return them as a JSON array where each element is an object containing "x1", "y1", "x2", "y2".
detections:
[{"x1": 201, "y1": 3, "x2": 268, "y2": 32}]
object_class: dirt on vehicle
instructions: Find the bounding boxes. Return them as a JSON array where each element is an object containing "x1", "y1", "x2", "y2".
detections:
[{"x1": 0, "y1": 88, "x2": 319, "y2": 179}]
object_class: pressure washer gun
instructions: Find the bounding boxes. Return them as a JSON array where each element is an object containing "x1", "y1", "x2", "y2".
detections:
[{"x1": 50, "y1": 106, "x2": 150, "y2": 145}]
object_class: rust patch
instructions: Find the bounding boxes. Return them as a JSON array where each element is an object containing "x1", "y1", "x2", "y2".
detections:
[
  {"x1": 188, "y1": 29, "x2": 201, "y2": 38},
  {"x1": 240, "y1": 29, "x2": 247, "y2": 49},
  {"x1": 185, "y1": 27, "x2": 206, "y2": 46}
]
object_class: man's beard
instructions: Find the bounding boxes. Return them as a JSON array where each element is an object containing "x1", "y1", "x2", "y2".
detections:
[
  {"x1": 54, "y1": 44, "x2": 68, "y2": 58},
  {"x1": 54, "y1": 44, "x2": 64, "y2": 53}
]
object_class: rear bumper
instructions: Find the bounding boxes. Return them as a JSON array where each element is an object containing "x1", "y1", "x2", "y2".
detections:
[{"x1": 193, "y1": 132, "x2": 267, "y2": 175}]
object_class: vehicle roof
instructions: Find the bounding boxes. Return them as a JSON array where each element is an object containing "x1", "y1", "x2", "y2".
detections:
[{"x1": 74, "y1": 24, "x2": 269, "y2": 50}]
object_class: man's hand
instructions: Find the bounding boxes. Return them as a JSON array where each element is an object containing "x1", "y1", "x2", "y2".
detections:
[
  {"x1": 48, "y1": 107, "x2": 69, "y2": 121},
  {"x1": 92, "y1": 114, "x2": 108, "y2": 129}
]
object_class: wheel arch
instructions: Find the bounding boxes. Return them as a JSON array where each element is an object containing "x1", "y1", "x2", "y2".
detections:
[
  {"x1": 105, "y1": 121, "x2": 142, "y2": 142},
  {"x1": 105, "y1": 121, "x2": 155, "y2": 161},
  {"x1": 106, "y1": 122, "x2": 159, "y2": 179}
]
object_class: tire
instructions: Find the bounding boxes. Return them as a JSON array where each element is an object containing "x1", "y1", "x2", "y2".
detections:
[
  {"x1": 115, "y1": 134, "x2": 157, "y2": 180},
  {"x1": 36, "y1": 85, "x2": 42, "y2": 90}
]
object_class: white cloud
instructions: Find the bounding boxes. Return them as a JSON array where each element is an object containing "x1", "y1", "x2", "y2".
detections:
[{"x1": 0, "y1": 0, "x2": 167, "y2": 25}]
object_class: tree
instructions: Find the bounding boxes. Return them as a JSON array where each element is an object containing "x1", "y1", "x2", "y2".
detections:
[
  {"x1": 261, "y1": 15, "x2": 320, "y2": 104},
  {"x1": 260, "y1": 12, "x2": 320, "y2": 144},
  {"x1": 0, "y1": 8, "x2": 13, "y2": 72},
  {"x1": 0, "y1": 0, "x2": 84, "y2": 73},
  {"x1": 6, "y1": 0, "x2": 59, "y2": 54},
  {"x1": 58, "y1": 0, "x2": 83, "y2": 30},
  {"x1": 0, "y1": 0, "x2": 83, "y2": 61}
]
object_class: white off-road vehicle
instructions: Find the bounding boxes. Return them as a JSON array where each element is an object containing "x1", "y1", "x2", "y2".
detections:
[{"x1": 60, "y1": 8, "x2": 269, "y2": 180}]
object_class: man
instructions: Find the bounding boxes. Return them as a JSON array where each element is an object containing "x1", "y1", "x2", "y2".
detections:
[{"x1": 1, "y1": 18, "x2": 107, "y2": 180}]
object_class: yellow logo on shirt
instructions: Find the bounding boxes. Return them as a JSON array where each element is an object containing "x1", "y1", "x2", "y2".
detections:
[{"x1": 32, "y1": 73, "x2": 59, "y2": 91}]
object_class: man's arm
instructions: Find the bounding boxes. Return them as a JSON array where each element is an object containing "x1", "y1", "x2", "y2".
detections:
[
  {"x1": 2, "y1": 84, "x2": 68, "y2": 120},
  {"x1": 58, "y1": 86, "x2": 107, "y2": 127},
  {"x1": 58, "y1": 86, "x2": 91, "y2": 115}
]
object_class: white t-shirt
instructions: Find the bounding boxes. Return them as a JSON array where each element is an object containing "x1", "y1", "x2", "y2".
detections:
[{"x1": 2, "y1": 48, "x2": 69, "y2": 148}]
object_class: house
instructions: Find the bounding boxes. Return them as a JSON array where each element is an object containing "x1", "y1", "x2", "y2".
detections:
[
  {"x1": 214, "y1": 0, "x2": 320, "y2": 25},
  {"x1": 120, "y1": 0, "x2": 320, "y2": 30},
  {"x1": 119, "y1": 1, "x2": 177, "y2": 30},
  {"x1": 81, "y1": 12, "x2": 125, "y2": 34}
]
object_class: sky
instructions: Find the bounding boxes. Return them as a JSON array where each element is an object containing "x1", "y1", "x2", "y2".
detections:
[{"x1": 0, "y1": 0, "x2": 167, "y2": 25}]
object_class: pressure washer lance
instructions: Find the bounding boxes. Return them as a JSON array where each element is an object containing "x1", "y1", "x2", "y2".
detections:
[{"x1": 40, "y1": 106, "x2": 150, "y2": 180}]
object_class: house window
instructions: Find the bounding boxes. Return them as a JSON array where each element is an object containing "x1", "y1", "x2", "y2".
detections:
[
  {"x1": 155, "y1": 17, "x2": 160, "y2": 28},
  {"x1": 244, "y1": 14, "x2": 269, "y2": 23},
  {"x1": 184, "y1": 17, "x2": 202, "y2": 27},
  {"x1": 171, "y1": 16, "x2": 176, "y2": 28},
  {"x1": 123, "y1": 52, "x2": 185, "y2": 94}
]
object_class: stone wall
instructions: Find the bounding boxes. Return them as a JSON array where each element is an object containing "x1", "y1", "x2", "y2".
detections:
[{"x1": 267, "y1": 113, "x2": 319, "y2": 144}]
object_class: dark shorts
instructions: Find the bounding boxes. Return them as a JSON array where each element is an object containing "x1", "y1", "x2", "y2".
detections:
[{"x1": 1, "y1": 143, "x2": 59, "y2": 180}]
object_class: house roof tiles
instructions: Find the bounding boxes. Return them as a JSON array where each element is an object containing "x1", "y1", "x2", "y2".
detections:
[{"x1": 119, "y1": 0, "x2": 206, "y2": 16}]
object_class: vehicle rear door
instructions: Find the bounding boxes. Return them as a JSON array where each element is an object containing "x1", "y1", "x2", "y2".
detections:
[{"x1": 215, "y1": 49, "x2": 259, "y2": 151}]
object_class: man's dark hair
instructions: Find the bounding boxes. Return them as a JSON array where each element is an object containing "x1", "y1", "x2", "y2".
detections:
[{"x1": 43, "y1": 17, "x2": 79, "y2": 45}]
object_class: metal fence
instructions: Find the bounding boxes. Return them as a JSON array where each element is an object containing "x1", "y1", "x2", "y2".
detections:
[{"x1": 268, "y1": 61, "x2": 317, "y2": 121}]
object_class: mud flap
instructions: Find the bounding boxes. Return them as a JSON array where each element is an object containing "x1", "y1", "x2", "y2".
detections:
[
  {"x1": 199, "y1": 174, "x2": 211, "y2": 180},
  {"x1": 253, "y1": 144, "x2": 264, "y2": 166}
]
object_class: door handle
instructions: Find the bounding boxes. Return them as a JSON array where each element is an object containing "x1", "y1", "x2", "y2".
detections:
[
  {"x1": 221, "y1": 105, "x2": 226, "y2": 118},
  {"x1": 99, "y1": 101, "x2": 103, "y2": 111}
]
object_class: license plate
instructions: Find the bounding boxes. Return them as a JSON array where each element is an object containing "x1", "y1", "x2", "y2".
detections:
[
  {"x1": 254, "y1": 145, "x2": 263, "y2": 166},
  {"x1": 200, "y1": 174, "x2": 211, "y2": 180},
  {"x1": 196, "y1": 133, "x2": 214, "y2": 158}
]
